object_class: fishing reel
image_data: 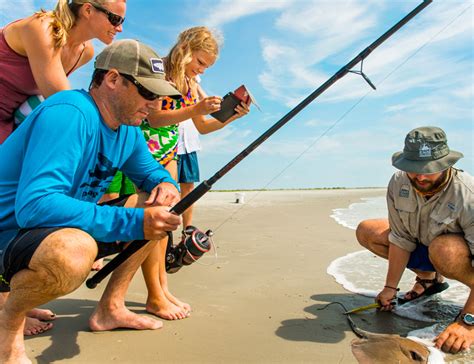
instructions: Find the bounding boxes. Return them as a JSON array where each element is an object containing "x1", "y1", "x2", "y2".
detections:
[{"x1": 165, "y1": 225, "x2": 213, "y2": 273}]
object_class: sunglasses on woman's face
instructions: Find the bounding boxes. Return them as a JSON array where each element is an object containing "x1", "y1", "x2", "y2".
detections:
[
  {"x1": 91, "y1": 3, "x2": 125, "y2": 27},
  {"x1": 120, "y1": 73, "x2": 161, "y2": 101}
]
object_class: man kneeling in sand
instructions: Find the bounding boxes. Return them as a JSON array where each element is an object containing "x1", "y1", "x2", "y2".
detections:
[
  {"x1": 356, "y1": 126, "x2": 474, "y2": 354},
  {"x1": 0, "y1": 39, "x2": 183, "y2": 363}
]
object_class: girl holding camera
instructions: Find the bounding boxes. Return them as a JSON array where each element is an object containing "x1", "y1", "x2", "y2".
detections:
[{"x1": 141, "y1": 26, "x2": 250, "y2": 320}]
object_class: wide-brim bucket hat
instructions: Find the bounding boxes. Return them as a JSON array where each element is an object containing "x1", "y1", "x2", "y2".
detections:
[{"x1": 392, "y1": 126, "x2": 463, "y2": 174}]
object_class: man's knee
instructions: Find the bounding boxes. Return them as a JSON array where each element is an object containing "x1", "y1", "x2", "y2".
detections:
[
  {"x1": 429, "y1": 237, "x2": 452, "y2": 257},
  {"x1": 429, "y1": 234, "x2": 469, "y2": 269},
  {"x1": 28, "y1": 228, "x2": 97, "y2": 292},
  {"x1": 356, "y1": 219, "x2": 390, "y2": 248},
  {"x1": 356, "y1": 220, "x2": 376, "y2": 246}
]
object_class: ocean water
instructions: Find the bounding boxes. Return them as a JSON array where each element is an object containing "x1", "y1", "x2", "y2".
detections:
[{"x1": 328, "y1": 196, "x2": 472, "y2": 363}]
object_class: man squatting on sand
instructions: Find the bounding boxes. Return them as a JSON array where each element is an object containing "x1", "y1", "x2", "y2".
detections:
[
  {"x1": 356, "y1": 126, "x2": 474, "y2": 354},
  {"x1": 0, "y1": 39, "x2": 184, "y2": 363},
  {"x1": 0, "y1": 0, "x2": 127, "y2": 336}
]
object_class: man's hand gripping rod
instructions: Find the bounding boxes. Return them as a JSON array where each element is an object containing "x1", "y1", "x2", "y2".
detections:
[{"x1": 86, "y1": 0, "x2": 432, "y2": 289}]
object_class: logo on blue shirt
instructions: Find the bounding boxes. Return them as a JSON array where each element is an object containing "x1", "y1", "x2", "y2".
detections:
[{"x1": 80, "y1": 153, "x2": 117, "y2": 199}]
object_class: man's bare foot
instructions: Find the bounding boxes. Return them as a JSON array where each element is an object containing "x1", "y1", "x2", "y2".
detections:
[
  {"x1": 146, "y1": 297, "x2": 188, "y2": 320},
  {"x1": 24, "y1": 317, "x2": 53, "y2": 336},
  {"x1": 27, "y1": 308, "x2": 55, "y2": 321},
  {"x1": 89, "y1": 306, "x2": 162, "y2": 331},
  {"x1": 91, "y1": 258, "x2": 104, "y2": 271},
  {"x1": 0, "y1": 311, "x2": 31, "y2": 364}
]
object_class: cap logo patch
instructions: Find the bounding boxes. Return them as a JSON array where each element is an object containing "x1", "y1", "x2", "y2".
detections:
[
  {"x1": 150, "y1": 58, "x2": 164, "y2": 74},
  {"x1": 419, "y1": 143, "x2": 432, "y2": 158}
]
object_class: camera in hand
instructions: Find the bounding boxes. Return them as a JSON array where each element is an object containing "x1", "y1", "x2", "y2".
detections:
[
  {"x1": 211, "y1": 92, "x2": 242, "y2": 123},
  {"x1": 211, "y1": 84, "x2": 259, "y2": 122},
  {"x1": 165, "y1": 225, "x2": 213, "y2": 273}
]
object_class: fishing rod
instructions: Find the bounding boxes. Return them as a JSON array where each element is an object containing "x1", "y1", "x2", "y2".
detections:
[{"x1": 86, "y1": 0, "x2": 432, "y2": 289}]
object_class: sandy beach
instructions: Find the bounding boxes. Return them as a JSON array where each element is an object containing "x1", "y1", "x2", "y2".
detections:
[{"x1": 25, "y1": 188, "x2": 430, "y2": 363}]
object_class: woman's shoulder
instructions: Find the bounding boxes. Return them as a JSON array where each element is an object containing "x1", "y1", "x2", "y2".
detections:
[
  {"x1": 21, "y1": 12, "x2": 54, "y2": 33},
  {"x1": 2, "y1": 15, "x2": 50, "y2": 56},
  {"x1": 14, "y1": 13, "x2": 55, "y2": 49}
]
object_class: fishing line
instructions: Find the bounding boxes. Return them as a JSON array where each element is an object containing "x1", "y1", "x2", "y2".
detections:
[{"x1": 210, "y1": 2, "x2": 472, "y2": 234}]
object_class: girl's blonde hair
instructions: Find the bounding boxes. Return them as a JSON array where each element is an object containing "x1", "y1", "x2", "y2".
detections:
[
  {"x1": 36, "y1": 0, "x2": 120, "y2": 49},
  {"x1": 166, "y1": 26, "x2": 220, "y2": 95}
]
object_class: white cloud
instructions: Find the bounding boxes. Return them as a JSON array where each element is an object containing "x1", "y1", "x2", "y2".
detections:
[
  {"x1": 451, "y1": 84, "x2": 474, "y2": 101},
  {"x1": 304, "y1": 119, "x2": 327, "y2": 127},
  {"x1": 275, "y1": 0, "x2": 379, "y2": 38},
  {"x1": 384, "y1": 93, "x2": 471, "y2": 120},
  {"x1": 200, "y1": 125, "x2": 247, "y2": 155},
  {"x1": 202, "y1": 0, "x2": 293, "y2": 28},
  {"x1": 258, "y1": 38, "x2": 328, "y2": 104}
]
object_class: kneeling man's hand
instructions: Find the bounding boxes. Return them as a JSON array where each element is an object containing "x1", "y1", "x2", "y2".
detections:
[
  {"x1": 145, "y1": 182, "x2": 180, "y2": 207},
  {"x1": 435, "y1": 321, "x2": 474, "y2": 353},
  {"x1": 143, "y1": 206, "x2": 182, "y2": 240},
  {"x1": 375, "y1": 288, "x2": 397, "y2": 311}
]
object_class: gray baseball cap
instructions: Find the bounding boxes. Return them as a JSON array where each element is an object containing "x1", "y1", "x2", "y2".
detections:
[
  {"x1": 94, "y1": 39, "x2": 181, "y2": 99},
  {"x1": 392, "y1": 126, "x2": 463, "y2": 174}
]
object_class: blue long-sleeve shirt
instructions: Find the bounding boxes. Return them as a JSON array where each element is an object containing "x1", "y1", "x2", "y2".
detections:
[{"x1": 0, "y1": 89, "x2": 177, "y2": 245}]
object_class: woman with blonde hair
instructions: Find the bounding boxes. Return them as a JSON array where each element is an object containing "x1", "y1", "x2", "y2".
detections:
[
  {"x1": 0, "y1": 0, "x2": 126, "y2": 335},
  {"x1": 138, "y1": 26, "x2": 250, "y2": 320},
  {"x1": 0, "y1": 0, "x2": 126, "y2": 143}
]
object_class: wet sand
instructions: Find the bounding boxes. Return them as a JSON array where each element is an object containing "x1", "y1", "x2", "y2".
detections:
[{"x1": 25, "y1": 189, "x2": 430, "y2": 363}]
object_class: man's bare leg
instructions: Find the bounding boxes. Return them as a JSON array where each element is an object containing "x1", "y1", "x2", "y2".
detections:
[
  {"x1": 89, "y1": 193, "x2": 167, "y2": 330},
  {"x1": 0, "y1": 228, "x2": 97, "y2": 363},
  {"x1": 89, "y1": 239, "x2": 164, "y2": 330},
  {"x1": 141, "y1": 240, "x2": 188, "y2": 320},
  {"x1": 430, "y1": 234, "x2": 474, "y2": 353},
  {"x1": 356, "y1": 218, "x2": 439, "y2": 297}
]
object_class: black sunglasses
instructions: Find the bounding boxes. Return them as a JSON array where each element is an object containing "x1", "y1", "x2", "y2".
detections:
[
  {"x1": 120, "y1": 73, "x2": 160, "y2": 101},
  {"x1": 91, "y1": 3, "x2": 125, "y2": 27}
]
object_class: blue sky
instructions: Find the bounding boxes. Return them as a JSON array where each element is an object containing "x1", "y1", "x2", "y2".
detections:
[{"x1": 2, "y1": 1, "x2": 472, "y2": 189}]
